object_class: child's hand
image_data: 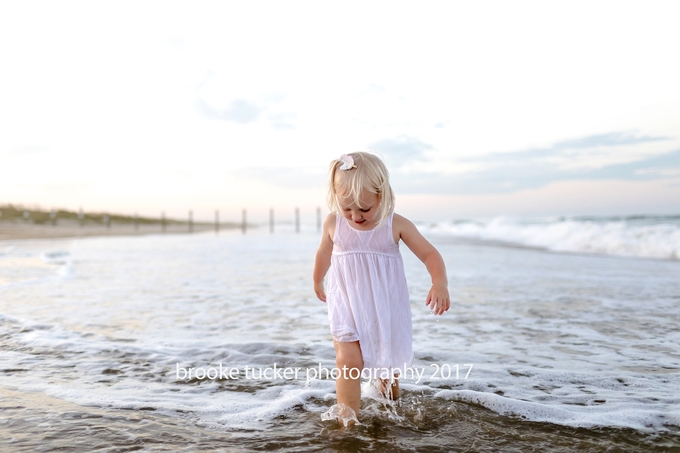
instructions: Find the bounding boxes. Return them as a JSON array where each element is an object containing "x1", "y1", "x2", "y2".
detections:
[
  {"x1": 314, "y1": 281, "x2": 327, "y2": 302},
  {"x1": 426, "y1": 284, "x2": 450, "y2": 315}
]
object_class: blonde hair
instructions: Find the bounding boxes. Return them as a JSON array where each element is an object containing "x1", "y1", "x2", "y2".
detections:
[{"x1": 327, "y1": 152, "x2": 395, "y2": 226}]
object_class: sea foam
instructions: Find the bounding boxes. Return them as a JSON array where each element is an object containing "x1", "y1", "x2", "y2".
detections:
[{"x1": 421, "y1": 215, "x2": 680, "y2": 260}]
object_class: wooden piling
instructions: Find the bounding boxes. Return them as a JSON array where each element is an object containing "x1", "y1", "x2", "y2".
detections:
[{"x1": 270, "y1": 208, "x2": 274, "y2": 234}]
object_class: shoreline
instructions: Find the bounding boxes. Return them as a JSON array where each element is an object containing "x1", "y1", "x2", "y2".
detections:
[{"x1": 0, "y1": 220, "x2": 241, "y2": 241}]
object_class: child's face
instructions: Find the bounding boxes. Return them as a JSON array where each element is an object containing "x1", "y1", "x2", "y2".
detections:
[{"x1": 336, "y1": 189, "x2": 380, "y2": 230}]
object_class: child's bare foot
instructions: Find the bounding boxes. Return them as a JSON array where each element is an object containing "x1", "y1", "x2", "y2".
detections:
[
  {"x1": 378, "y1": 377, "x2": 399, "y2": 400},
  {"x1": 321, "y1": 403, "x2": 359, "y2": 427}
]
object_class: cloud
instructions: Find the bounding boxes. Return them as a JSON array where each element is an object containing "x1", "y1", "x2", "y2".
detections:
[
  {"x1": 461, "y1": 132, "x2": 671, "y2": 163},
  {"x1": 358, "y1": 83, "x2": 386, "y2": 96},
  {"x1": 164, "y1": 36, "x2": 184, "y2": 50},
  {"x1": 4, "y1": 145, "x2": 51, "y2": 157},
  {"x1": 194, "y1": 97, "x2": 263, "y2": 124},
  {"x1": 392, "y1": 147, "x2": 680, "y2": 195},
  {"x1": 268, "y1": 113, "x2": 295, "y2": 129},
  {"x1": 586, "y1": 148, "x2": 680, "y2": 180},
  {"x1": 552, "y1": 132, "x2": 669, "y2": 149},
  {"x1": 236, "y1": 167, "x2": 326, "y2": 190},
  {"x1": 234, "y1": 133, "x2": 680, "y2": 195},
  {"x1": 369, "y1": 136, "x2": 433, "y2": 166}
]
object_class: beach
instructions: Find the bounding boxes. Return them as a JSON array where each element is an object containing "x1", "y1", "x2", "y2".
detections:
[
  {"x1": 0, "y1": 217, "x2": 679, "y2": 452},
  {"x1": 0, "y1": 219, "x2": 225, "y2": 241}
]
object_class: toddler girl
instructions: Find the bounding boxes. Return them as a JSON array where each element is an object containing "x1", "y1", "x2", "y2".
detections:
[{"x1": 313, "y1": 152, "x2": 450, "y2": 425}]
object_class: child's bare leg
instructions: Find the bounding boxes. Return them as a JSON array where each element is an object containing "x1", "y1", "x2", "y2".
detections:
[
  {"x1": 333, "y1": 340, "x2": 363, "y2": 422},
  {"x1": 378, "y1": 375, "x2": 399, "y2": 400}
]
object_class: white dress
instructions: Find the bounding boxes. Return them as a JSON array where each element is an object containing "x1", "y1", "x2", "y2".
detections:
[{"x1": 326, "y1": 212, "x2": 413, "y2": 371}]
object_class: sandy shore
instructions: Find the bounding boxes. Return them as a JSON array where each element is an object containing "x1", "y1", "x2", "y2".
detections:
[{"x1": 0, "y1": 220, "x2": 239, "y2": 241}]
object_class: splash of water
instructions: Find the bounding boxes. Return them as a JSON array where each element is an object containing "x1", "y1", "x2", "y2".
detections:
[{"x1": 320, "y1": 403, "x2": 359, "y2": 427}]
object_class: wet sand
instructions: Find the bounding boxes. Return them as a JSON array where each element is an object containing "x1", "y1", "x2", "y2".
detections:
[{"x1": 0, "y1": 220, "x2": 236, "y2": 241}]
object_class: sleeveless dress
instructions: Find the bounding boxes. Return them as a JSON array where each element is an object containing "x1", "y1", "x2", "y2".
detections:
[{"x1": 326, "y1": 212, "x2": 413, "y2": 371}]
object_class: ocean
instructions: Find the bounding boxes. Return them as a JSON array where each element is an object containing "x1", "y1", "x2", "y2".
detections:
[{"x1": 1, "y1": 215, "x2": 679, "y2": 452}]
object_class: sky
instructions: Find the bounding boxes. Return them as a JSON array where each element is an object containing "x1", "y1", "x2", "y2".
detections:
[{"x1": 1, "y1": 1, "x2": 679, "y2": 223}]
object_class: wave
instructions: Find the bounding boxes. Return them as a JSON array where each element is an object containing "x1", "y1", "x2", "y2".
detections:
[
  {"x1": 420, "y1": 215, "x2": 680, "y2": 260},
  {"x1": 433, "y1": 388, "x2": 679, "y2": 432}
]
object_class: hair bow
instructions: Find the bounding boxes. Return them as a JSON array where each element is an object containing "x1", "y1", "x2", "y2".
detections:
[{"x1": 337, "y1": 154, "x2": 357, "y2": 170}]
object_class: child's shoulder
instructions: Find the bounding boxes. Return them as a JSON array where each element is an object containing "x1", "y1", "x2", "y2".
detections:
[
  {"x1": 392, "y1": 212, "x2": 415, "y2": 229},
  {"x1": 325, "y1": 212, "x2": 337, "y2": 224},
  {"x1": 392, "y1": 213, "x2": 420, "y2": 241},
  {"x1": 323, "y1": 212, "x2": 337, "y2": 239}
]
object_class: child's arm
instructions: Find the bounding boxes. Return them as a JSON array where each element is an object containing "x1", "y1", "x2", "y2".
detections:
[
  {"x1": 394, "y1": 214, "x2": 450, "y2": 315},
  {"x1": 313, "y1": 213, "x2": 335, "y2": 302}
]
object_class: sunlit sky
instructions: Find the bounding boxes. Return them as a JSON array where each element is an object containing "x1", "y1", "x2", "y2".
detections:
[{"x1": 2, "y1": 1, "x2": 679, "y2": 223}]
